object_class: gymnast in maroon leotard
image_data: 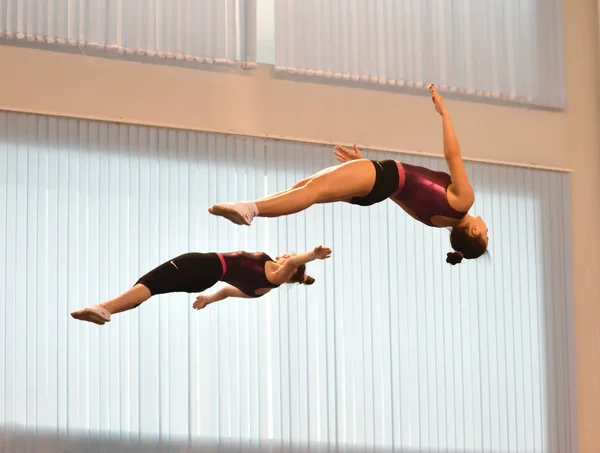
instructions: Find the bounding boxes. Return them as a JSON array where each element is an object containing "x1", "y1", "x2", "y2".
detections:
[
  {"x1": 209, "y1": 85, "x2": 488, "y2": 265},
  {"x1": 71, "y1": 246, "x2": 332, "y2": 325}
]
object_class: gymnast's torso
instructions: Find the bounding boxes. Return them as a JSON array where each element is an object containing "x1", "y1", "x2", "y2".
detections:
[
  {"x1": 217, "y1": 251, "x2": 280, "y2": 297},
  {"x1": 392, "y1": 162, "x2": 468, "y2": 227}
]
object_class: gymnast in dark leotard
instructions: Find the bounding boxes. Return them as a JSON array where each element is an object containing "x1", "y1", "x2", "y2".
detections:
[
  {"x1": 71, "y1": 246, "x2": 332, "y2": 325},
  {"x1": 209, "y1": 85, "x2": 488, "y2": 265}
]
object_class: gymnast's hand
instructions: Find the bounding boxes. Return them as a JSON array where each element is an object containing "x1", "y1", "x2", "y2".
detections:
[
  {"x1": 429, "y1": 84, "x2": 447, "y2": 116},
  {"x1": 193, "y1": 294, "x2": 210, "y2": 310},
  {"x1": 313, "y1": 246, "x2": 332, "y2": 260},
  {"x1": 334, "y1": 144, "x2": 363, "y2": 162}
]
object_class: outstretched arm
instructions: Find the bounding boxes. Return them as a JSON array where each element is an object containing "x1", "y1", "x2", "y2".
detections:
[
  {"x1": 429, "y1": 85, "x2": 474, "y2": 208},
  {"x1": 287, "y1": 246, "x2": 331, "y2": 267},
  {"x1": 193, "y1": 285, "x2": 251, "y2": 310},
  {"x1": 273, "y1": 245, "x2": 332, "y2": 283}
]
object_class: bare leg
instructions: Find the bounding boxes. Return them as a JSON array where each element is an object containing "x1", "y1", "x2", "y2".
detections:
[
  {"x1": 256, "y1": 160, "x2": 374, "y2": 215},
  {"x1": 243, "y1": 165, "x2": 337, "y2": 203},
  {"x1": 208, "y1": 159, "x2": 376, "y2": 224},
  {"x1": 253, "y1": 177, "x2": 312, "y2": 203},
  {"x1": 71, "y1": 284, "x2": 152, "y2": 326},
  {"x1": 100, "y1": 284, "x2": 152, "y2": 314}
]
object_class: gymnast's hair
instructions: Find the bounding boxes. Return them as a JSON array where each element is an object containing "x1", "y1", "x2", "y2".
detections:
[
  {"x1": 446, "y1": 225, "x2": 488, "y2": 265},
  {"x1": 288, "y1": 263, "x2": 315, "y2": 285}
]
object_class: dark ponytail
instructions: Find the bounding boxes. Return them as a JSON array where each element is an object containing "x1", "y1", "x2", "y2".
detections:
[
  {"x1": 303, "y1": 275, "x2": 315, "y2": 285},
  {"x1": 287, "y1": 264, "x2": 315, "y2": 285},
  {"x1": 446, "y1": 251, "x2": 464, "y2": 265}
]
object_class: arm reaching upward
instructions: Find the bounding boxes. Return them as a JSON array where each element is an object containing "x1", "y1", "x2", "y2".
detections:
[{"x1": 429, "y1": 85, "x2": 474, "y2": 208}]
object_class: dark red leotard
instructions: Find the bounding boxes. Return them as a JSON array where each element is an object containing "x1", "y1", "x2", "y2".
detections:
[
  {"x1": 392, "y1": 162, "x2": 468, "y2": 227},
  {"x1": 216, "y1": 251, "x2": 280, "y2": 297}
]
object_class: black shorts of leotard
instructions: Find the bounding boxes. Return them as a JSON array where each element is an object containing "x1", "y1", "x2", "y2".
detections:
[
  {"x1": 135, "y1": 252, "x2": 223, "y2": 296},
  {"x1": 349, "y1": 159, "x2": 402, "y2": 207}
]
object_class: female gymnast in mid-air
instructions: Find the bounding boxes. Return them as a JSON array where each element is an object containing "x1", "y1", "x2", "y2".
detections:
[
  {"x1": 71, "y1": 246, "x2": 331, "y2": 325},
  {"x1": 209, "y1": 85, "x2": 488, "y2": 265}
]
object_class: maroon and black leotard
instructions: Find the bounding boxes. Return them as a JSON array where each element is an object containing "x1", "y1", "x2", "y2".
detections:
[
  {"x1": 348, "y1": 159, "x2": 469, "y2": 226},
  {"x1": 135, "y1": 250, "x2": 280, "y2": 297},
  {"x1": 216, "y1": 251, "x2": 281, "y2": 297},
  {"x1": 392, "y1": 162, "x2": 468, "y2": 227}
]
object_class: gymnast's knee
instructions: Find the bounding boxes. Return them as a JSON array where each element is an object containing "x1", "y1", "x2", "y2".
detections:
[
  {"x1": 291, "y1": 177, "x2": 311, "y2": 190},
  {"x1": 297, "y1": 179, "x2": 330, "y2": 202},
  {"x1": 134, "y1": 276, "x2": 164, "y2": 297}
]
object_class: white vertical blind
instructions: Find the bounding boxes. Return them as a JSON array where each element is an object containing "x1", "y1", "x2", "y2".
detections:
[
  {"x1": 0, "y1": 111, "x2": 574, "y2": 451},
  {"x1": 273, "y1": 0, "x2": 566, "y2": 108},
  {"x1": 0, "y1": 0, "x2": 257, "y2": 67}
]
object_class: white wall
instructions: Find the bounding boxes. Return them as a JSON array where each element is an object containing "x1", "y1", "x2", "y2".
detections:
[
  {"x1": 0, "y1": 0, "x2": 598, "y2": 450},
  {"x1": 565, "y1": 0, "x2": 600, "y2": 451},
  {"x1": 256, "y1": 0, "x2": 275, "y2": 64}
]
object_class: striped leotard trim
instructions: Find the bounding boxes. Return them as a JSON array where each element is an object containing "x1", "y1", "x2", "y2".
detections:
[
  {"x1": 215, "y1": 252, "x2": 227, "y2": 279},
  {"x1": 392, "y1": 161, "x2": 406, "y2": 197}
]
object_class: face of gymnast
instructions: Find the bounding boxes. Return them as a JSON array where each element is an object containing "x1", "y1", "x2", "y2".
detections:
[
  {"x1": 447, "y1": 214, "x2": 489, "y2": 265},
  {"x1": 470, "y1": 215, "x2": 489, "y2": 244},
  {"x1": 276, "y1": 254, "x2": 316, "y2": 285}
]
